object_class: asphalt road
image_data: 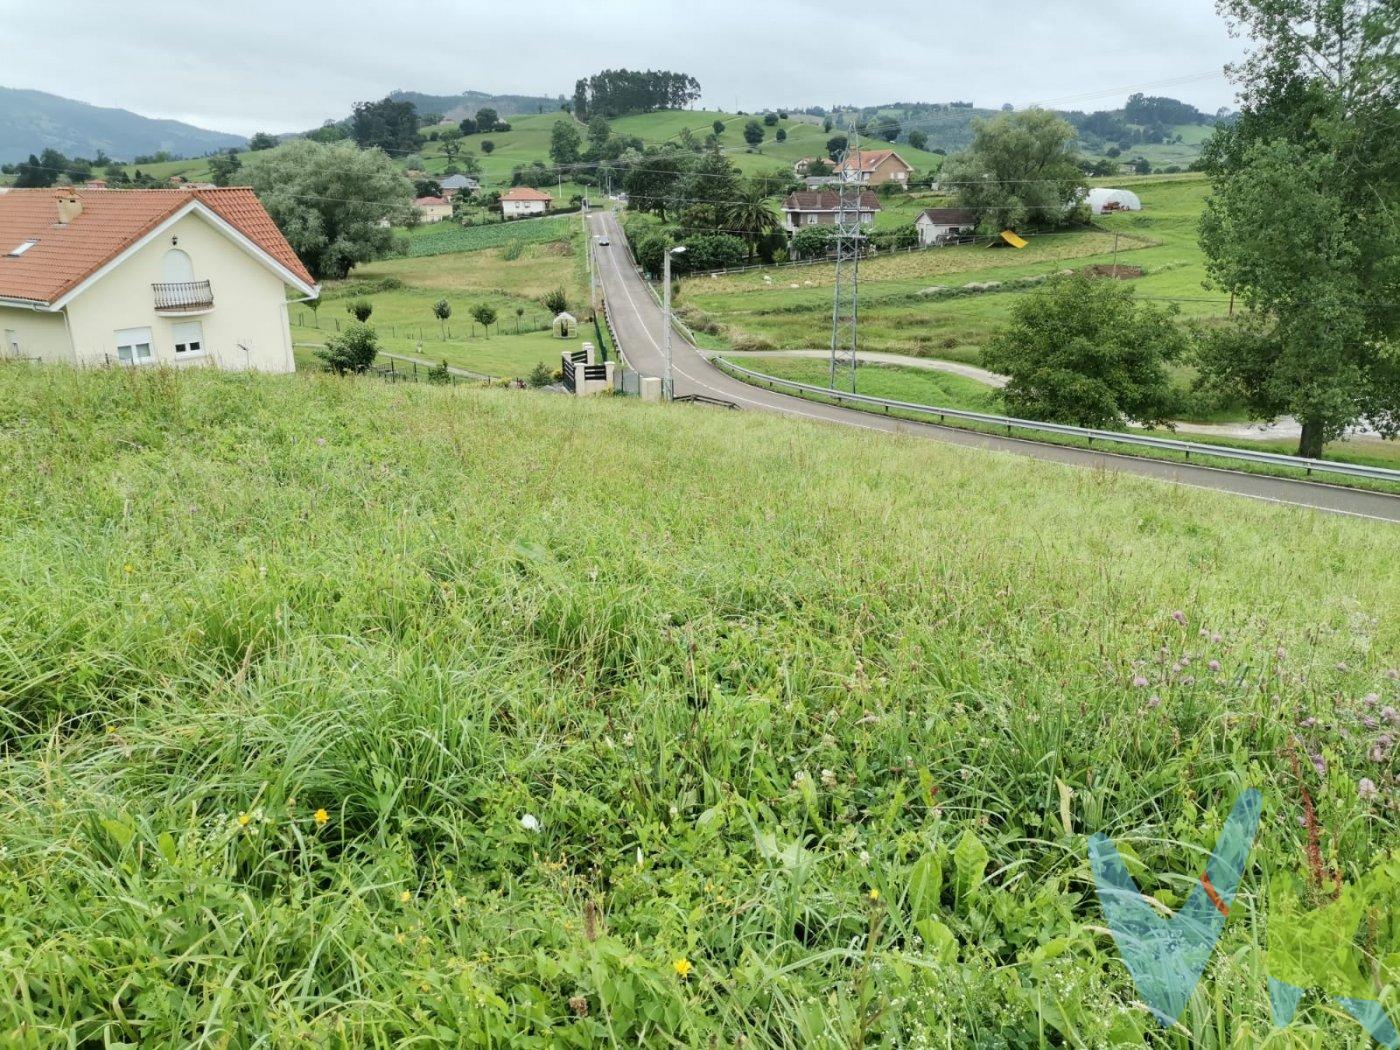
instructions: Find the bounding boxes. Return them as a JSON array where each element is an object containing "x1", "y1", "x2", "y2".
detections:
[{"x1": 587, "y1": 210, "x2": 1400, "y2": 524}]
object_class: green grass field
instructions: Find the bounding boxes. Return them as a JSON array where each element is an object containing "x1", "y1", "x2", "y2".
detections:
[
  {"x1": 681, "y1": 176, "x2": 1220, "y2": 364},
  {"x1": 0, "y1": 363, "x2": 1395, "y2": 1045},
  {"x1": 413, "y1": 110, "x2": 949, "y2": 191},
  {"x1": 293, "y1": 223, "x2": 593, "y2": 379},
  {"x1": 731, "y1": 355, "x2": 998, "y2": 412}
]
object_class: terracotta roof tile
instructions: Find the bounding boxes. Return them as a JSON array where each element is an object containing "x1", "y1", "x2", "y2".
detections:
[
  {"x1": 0, "y1": 187, "x2": 314, "y2": 305},
  {"x1": 782, "y1": 190, "x2": 880, "y2": 211},
  {"x1": 501, "y1": 187, "x2": 553, "y2": 202},
  {"x1": 840, "y1": 149, "x2": 911, "y2": 173}
]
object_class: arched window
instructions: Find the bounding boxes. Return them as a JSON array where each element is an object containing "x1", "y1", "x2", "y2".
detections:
[{"x1": 162, "y1": 248, "x2": 195, "y2": 284}]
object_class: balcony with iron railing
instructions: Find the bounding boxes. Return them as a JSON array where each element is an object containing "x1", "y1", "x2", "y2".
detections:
[{"x1": 152, "y1": 280, "x2": 214, "y2": 314}]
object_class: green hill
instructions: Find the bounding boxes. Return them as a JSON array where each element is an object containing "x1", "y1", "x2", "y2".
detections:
[
  {"x1": 0, "y1": 85, "x2": 245, "y2": 165},
  {"x1": 0, "y1": 363, "x2": 1393, "y2": 1044},
  {"x1": 387, "y1": 88, "x2": 563, "y2": 122},
  {"x1": 414, "y1": 109, "x2": 950, "y2": 189}
]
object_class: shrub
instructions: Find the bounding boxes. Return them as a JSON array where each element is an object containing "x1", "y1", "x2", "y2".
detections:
[
  {"x1": 791, "y1": 226, "x2": 832, "y2": 260},
  {"x1": 541, "y1": 288, "x2": 570, "y2": 315},
  {"x1": 527, "y1": 361, "x2": 554, "y2": 387},
  {"x1": 982, "y1": 275, "x2": 1188, "y2": 428},
  {"x1": 315, "y1": 321, "x2": 379, "y2": 374},
  {"x1": 426, "y1": 359, "x2": 451, "y2": 385},
  {"x1": 680, "y1": 233, "x2": 746, "y2": 273},
  {"x1": 346, "y1": 298, "x2": 373, "y2": 322}
]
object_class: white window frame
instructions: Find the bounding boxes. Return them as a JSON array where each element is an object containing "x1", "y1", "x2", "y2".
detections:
[
  {"x1": 805, "y1": 214, "x2": 819, "y2": 225},
  {"x1": 115, "y1": 326, "x2": 155, "y2": 367},
  {"x1": 171, "y1": 320, "x2": 206, "y2": 358}
]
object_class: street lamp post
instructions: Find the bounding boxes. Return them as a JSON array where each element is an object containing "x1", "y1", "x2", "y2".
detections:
[{"x1": 662, "y1": 245, "x2": 686, "y2": 399}]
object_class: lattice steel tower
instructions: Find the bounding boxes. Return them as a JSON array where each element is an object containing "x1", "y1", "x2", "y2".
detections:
[{"x1": 827, "y1": 120, "x2": 863, "y2": 391}]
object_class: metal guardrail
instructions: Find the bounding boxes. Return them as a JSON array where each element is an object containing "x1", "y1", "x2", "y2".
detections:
[
  {"x1": 714, "y1": 357, "x2": 1400, "y2": 485},
  {"x1": 674, "y1": 393, "x2": 738, "y2": 410}
]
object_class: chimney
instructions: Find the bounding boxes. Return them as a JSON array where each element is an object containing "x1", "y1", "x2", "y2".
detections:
[{"x1": 55, "y1": 190, "x2": 83, "y2": 225}]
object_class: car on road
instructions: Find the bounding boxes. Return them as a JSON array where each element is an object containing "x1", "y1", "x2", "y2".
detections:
[{"x1": 596, "y1": 236, "x2": 610, "y2": 246}]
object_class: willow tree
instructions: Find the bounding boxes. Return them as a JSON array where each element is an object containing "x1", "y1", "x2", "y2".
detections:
[{"x1": 1197, "y1": 0, "x2": 1400, "y2": 458}]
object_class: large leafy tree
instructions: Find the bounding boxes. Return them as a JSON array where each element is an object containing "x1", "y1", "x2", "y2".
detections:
[
  {"x1": 245, "y1": 140, "x2": 414, "y2": 280},
  {"x1": 982, "y1": 275, "x2": 1190, "y2": 429},
  {"x1": 622, "y1": 148, "x2": 690, "y2": 221},
  {"x1": 1197, "y1": 0, "x2": 1399, "y2": 458},
  {"x1": 942, "y1": 109, "x2": 1085, "y2": 233},
  {"x1": 350, "y1": 97, "x2": 419, "y2": 154},
  {"x1": 549, "y1": 120, "x2": 582, "y2": 168},
  {"x1": 677, "y1": 149, "x2": 740, "y2": 231}
]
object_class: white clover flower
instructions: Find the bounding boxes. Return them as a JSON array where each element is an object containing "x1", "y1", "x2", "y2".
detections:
[{"x1": 520, "y1": 813, "x2": 540, "y2": 832}]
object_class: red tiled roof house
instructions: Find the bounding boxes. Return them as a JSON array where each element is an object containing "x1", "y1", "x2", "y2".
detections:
[
  {"x1": 0, "y1": 186, "x2": 317, "y2": 372},
  {"x1": 500, "y1": 186, "x2": 552, "y2": 219},
  {"x1": 834, "y1": 149, "x2": 913, "y2": 187}
]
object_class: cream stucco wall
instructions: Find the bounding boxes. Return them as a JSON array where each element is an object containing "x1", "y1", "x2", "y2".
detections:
[
  {"x1": 502, "y1": 200, "x2": 549, "y2": 218},
  {"x1": 0, "y1": 306, "x2": 72, "y2": 361},
  {"x1": 60, "y1": 210, "x2": 299, "y2": 373}
]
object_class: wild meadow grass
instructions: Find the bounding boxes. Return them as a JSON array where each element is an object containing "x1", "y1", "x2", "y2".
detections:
[{"x1": 0, "y1": 363, "x2": 1395, "y2": 1046}]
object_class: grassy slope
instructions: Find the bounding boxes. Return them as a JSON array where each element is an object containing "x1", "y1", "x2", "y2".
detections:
[
  {"x1": 731, "y1": 356, "x2": 998, "y2": 412},
  {"x1": 0, "y1": 365, "x2": 1396, "y2": 1045},
  {"x1": 293, "y1": 223, "x2": 592, "y2": 378},
  {"x1": 416, "y1": 110, "x2": 949, "y2": 190}
]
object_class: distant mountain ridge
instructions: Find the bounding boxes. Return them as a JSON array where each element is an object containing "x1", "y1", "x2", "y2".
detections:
[
  {"x1": 386, "y1": 89, "x2": 564, "y2": 122},
  {"x1": 0, "y1": 86, "x2": 246, "y2": 164}
]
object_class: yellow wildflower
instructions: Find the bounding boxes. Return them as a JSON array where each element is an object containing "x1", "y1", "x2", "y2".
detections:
[
  {"x1": 399, "y1": 890, "x2": 412, "y2": 903},
  {"x1": 673, "y1": 958, "x2": 692, "y2": 979},
  {"x1": 313, "y1": 808, "x2": 329, "y2": 825},
  {"x1": 868, "y1": 887, "x2": 880, "y2": 902},
  {"x1": 237, "y1": 812, "x2": 251, "y2": 827}
]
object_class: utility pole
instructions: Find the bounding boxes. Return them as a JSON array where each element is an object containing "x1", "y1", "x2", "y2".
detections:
[
  {"x1": 662, "y1": 246, "x2": 686, "y2": 399},
  {"x1": 828, "y1": 119, "x2": 863, "y2": 392}
]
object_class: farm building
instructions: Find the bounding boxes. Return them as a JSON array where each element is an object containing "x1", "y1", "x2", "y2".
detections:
[
  {"x1": 501, "y1": 187, "x2": 552, "y2": 218},
  {"x1": 915, "y1": 208, "x2": 978, "y2": 246},
  {"x1": 0, "y1": 186, "x2": 317, "y2": 373},
  {"x1": 414, "y1": 196, "x2": 452, "y2": 223},
  {"x1": 1085, "y1": 188, "x2": 1142, "y2": 214}
]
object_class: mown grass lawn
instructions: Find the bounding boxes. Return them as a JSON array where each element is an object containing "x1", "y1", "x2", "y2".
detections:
[
  {"x1": 0, "y1": 363, "x2": 1395, "y2": 1045},
  {"x1": 294, "y1": 226, "x2": 594, "y2": 379}
]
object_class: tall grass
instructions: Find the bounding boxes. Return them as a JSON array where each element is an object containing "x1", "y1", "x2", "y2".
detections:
[{"x1": 0, "y1": 363, "x2": 1394, "y2": 1045}]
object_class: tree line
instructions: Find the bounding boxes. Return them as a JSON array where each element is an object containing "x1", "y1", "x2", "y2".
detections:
[{"x1": 570, "y1": 70, "x2": 701, "y2": 121}]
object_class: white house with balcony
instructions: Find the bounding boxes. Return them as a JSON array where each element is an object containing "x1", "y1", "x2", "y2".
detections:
[{"x1": 0, "y1": 186, "x2": 318, "y2": 373}]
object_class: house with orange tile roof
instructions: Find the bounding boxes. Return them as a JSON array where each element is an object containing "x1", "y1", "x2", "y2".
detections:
[
  {"x1": 414, "y1": 196, "x2": 452, "y2": 223},
  {"x1": 833, "y1": 149, "x2": 913, "y2": 187},
  {"x1": 0, "y1": 186, "x2": 317, "y2": 373},
  {"x1": 500, "y1": 186, "x2": 552, "y2": 218}
]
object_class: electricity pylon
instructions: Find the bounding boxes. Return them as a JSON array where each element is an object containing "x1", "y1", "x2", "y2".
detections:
[{"x1": 828, "y1": 121, "x2": 863, "y2": 392}]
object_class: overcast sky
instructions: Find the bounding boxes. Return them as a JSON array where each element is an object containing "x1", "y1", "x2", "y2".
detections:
[{"x1": 0, "y1": 0, "x2": 1250, "y2": 135}]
